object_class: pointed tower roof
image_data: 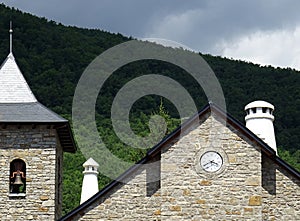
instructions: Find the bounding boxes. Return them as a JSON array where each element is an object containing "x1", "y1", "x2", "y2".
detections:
[
  {"x1": 0, "y1": 22, "x2": 35, "y2": 103},
  {"x1": 0, "y1": 53, "x2": 37, "y2": 103},
  {"x1": 0, "y1": 53, "x2": 67, "y2": 123},
  {"x1": 0, "y1": 24, "x2": 76, "y2": 152}
]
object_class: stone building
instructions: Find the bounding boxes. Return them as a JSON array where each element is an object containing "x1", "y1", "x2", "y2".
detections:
[
  {"x1": 0, "y1": 32, "x2": 76, "y2": 220},
  {"x1": 60, "y1": 102, "x2": 300, "y2": 220},
  {"x1": 1, "y1": 27, "x2": 299, "y2": 221}
]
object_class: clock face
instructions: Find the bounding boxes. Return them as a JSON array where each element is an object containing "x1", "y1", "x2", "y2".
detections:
[{"x1": 200, "y1": 151, "x2": 223, "y2": 172}]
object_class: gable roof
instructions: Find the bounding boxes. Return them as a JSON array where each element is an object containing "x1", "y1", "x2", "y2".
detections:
[
  {"x1": 59, "y1": 103, "x2": 300, "y2": 220},
  {"x1": 0, "y1": 53, "x2": 76, "y2": 152}
]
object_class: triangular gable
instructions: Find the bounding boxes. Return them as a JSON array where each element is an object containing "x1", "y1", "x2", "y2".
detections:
[{"x1": 59, "y1": 103, "x2": 300, "y2": 220}]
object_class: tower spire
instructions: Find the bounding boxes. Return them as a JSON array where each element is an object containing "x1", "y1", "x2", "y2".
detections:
[{"x1": 9, "y1": 21, "x2": 13, "y2": 54}]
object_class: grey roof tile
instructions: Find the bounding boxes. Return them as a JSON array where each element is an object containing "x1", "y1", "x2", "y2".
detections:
[{"x1": 0, "y1": 102, "x2": 67, "y2": 123}]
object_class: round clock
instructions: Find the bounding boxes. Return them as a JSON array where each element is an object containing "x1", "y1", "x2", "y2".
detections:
[{"x1": 200, "y1": 151, "x2": 223, "y2": 172}]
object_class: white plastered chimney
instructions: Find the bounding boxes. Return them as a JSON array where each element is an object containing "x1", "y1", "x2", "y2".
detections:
[
  {"x1": 245, "y1": 100, "x2": 277, "y2": 154},
  {"x1": 80, "y1": 158, "x2": 99, "y2": 204}
]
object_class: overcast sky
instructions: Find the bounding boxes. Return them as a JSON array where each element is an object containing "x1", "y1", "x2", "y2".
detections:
[{"x1": 2, "y1": 0, "x2": 300, "y2": 70}]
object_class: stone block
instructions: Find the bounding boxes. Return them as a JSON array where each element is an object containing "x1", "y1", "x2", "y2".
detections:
[
  {"x1": 228, "y1": 154, "x2": 237, "y2": 163},
  {"x1": 229, "y1": 198, "x2": 238, "y2": 205},
  {"x1": 38, "y1": 207, "x2": 49, "y2": 212},
  {"x1": 169, "y1": 205, "x2": 181, "y2": 211},
  {"x1": 245, "y1": 176, "x2": 260, "y2": 186},
  {"x1": 42, "y1": 200, "x2": 54, "y2": 207},
  {"x1": 153, "y1": 210, "x2": 161, "y2": 215},
  {"x1": 40, "y1": 195, "x2": 49, "y2": 201},
  {"x1": 183, "y1": 189, "x2": 191, "y2": 196},
  {"x1": 199, "y1": 180, "x2": 212, "y2": 186},
  {"x1": 27, "y1": 215, "x2": 34, "y2": 220},
  {"x1": 244, "y1": 207, "x2": 253, "y2": 214},
  {"x1": 195, "y1": 199, "x2": 206, "y2": 204},
  {"x1": 248, "y1": 196, "x2": 262, "y2": 206}
]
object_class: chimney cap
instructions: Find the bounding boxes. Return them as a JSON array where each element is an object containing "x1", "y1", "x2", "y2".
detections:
[
  {"x1": 83, "y1": 157, "x2": 99, "y2": 167},
  {"x1": 245, "y1": 100, "x2": 274, "y2": 111}
]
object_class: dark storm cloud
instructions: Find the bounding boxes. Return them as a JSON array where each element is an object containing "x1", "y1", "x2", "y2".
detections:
[
  {"x1": 145, "y1": 0, "x2": 300, "y2": 52},
  {"x1": 2, "y1": 0, "x2": 300, "y2": 50},
  {"x1": 1, "y1": 0, "x2": 204, "y2": 36},
  {"x1": 2, "y1": 0, "x2": 300, "y2": 68}
]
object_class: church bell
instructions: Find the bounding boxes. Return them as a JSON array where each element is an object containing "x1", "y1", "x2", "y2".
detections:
[{"x1": 13, "y1": 174, "x2": 24, "y2": 186}]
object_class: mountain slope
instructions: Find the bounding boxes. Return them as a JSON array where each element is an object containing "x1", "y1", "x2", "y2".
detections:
[{"x1": 0, "y1": 4, "x2": 299, "y2": 215}]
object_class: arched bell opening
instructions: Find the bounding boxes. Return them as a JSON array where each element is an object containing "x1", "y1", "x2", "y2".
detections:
[{"x1": 10, "y1": 159, "x2": 26, "y2": 194}]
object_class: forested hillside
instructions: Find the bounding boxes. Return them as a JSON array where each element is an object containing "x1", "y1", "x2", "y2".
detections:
[{"x1": 0, "y1": 4, "x2": 299, "y2": 215}]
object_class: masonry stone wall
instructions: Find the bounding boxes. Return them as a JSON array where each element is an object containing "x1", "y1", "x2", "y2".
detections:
[
  {"x1": 262, "y1": 155, "x2": 300, "y2": 220},
  {"x1": 75, "y1": 114, "x2": 300, "y2": 220},
  {"x1": 159, "y1": 115, "x2": 263, "y2": 220},
  {"x1": 0, "y1": 125, "x2": 62, "y2": 221}
]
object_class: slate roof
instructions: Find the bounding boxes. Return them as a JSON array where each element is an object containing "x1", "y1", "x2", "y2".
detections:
[
  {"x1": 0, "y1": 102, "x2": 67, "y2": 123},
  {"x1": 59, "y1": 103, "x2": 300, "y2": 221},
  {"x1": 0, "y1": 52, "x2": 76, "y2": 152},
  {"x1": 0, "y1": 53, "x2": 37, "y2": 103}
]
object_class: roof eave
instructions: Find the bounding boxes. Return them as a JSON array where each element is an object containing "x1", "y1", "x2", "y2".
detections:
[
  {"x1": 55, "y1": 122, "x2": 77, "y2": 153},
  {"x1": 0, "y1": 121, "x2": 76, "y2": 153}
]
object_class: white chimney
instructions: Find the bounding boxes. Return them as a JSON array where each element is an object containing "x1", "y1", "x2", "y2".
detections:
[
  {"x1": 244, "y1": 100, "x2": 277, "y2": 154},
  {"x1": 80, "y1": 158, "x2": 99, "y2": 204}
]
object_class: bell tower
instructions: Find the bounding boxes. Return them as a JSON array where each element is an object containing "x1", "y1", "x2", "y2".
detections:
[{"x1": 0, "y1": 24, "x2": 76, "y2": 220}]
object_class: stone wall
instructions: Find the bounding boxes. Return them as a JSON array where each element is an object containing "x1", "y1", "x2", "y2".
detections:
[
  {"x1": 159, "y1": 115, "x2": 263, "y2": 220},
  {"x1": 262, "y1": 155, "x2": 300, "y2": 220},
  {"x1": 72, "y1": 114, "x2": 300, "y2": 220},
  {"x1": 0, "y1": 125, "x2": 62, "y2": 221}
]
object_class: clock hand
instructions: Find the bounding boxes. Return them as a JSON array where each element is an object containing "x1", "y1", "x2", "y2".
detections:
[
  {"x1": 211, "y1": 161, "x2": 218, "y2": 166},
  {"x1": 204, "y1": 161, "x2": 215, "y2": 169},
  {"x1": 203, "y1": 162, "x2": 211, "y2": 167},
  {"x1": 205, "y1": 165, "x2": 211, "y2": 170}
]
